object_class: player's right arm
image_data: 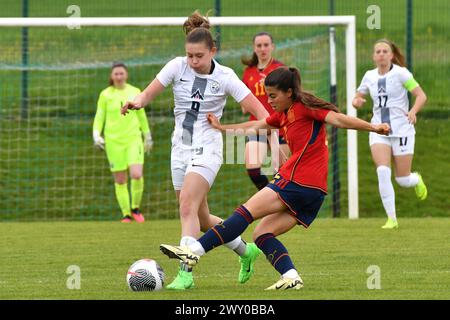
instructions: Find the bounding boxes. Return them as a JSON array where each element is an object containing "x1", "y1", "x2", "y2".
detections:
[
  {"x1": 121, "y1": 58, "x2": 181, "y2": 115},
  {"x1": 352, "y1": 72, "x2": 369, "y2": 109},
  {"x1": 352, "y1": 91, "x2": 367, "y2": 109},
  {"x1": 121, "y1": 79, "x2": 165, "y2": 114}
]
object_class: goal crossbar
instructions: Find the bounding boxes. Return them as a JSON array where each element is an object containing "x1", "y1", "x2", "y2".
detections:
[{"x1": 0, "y1": 16, "x2": 359, "y2": 219}]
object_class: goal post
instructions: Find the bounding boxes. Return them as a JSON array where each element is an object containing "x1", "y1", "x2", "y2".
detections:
[{"x1": 0, "y1": 16, "x2": 358, "y2": 220}]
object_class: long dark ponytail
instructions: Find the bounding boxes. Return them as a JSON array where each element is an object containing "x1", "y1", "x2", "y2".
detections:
[{"x1": 265, "y1": 67, "x2": 339, "y2": 112}]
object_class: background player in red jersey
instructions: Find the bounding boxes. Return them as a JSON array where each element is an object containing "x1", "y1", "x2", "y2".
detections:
[
  {"x1": 241, "y1": 32, "x2": 289, "y2": 190},
  {"x1": 160, "y1": 67, "x2": 390, "y2": 291}
]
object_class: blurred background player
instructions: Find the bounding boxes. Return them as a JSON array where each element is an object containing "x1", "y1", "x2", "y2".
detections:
[
  {"x1": 352, "y1": 39, "x2": 428, "y2": 229},
  {"x1": 121, "y1": 11, "x2": 269, "y2": 290},
  {"x1": 241, "y1": 32, "x2": 289, "y2": 190},
  {"x1": 160, "y1": 66, "x2": 391, "y2": 290},
  {"x1": 93, "y1": 62, "x2": 153, "y2": 223}
]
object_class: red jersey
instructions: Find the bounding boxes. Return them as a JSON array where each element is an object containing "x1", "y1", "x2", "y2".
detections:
[
  {"x1": 265, "y1": 102, "x2": 331, "y2": 193},
  {"x1": 242, "y1": 58, "x2": 284, "y2": 121}
]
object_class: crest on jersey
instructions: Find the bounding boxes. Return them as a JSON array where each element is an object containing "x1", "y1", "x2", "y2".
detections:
[
  {"x1": 210, "y1": 80, "x2": 220, "y2": 94},
  {"x1": 191, "y1": 89, "x2": 204, "y2": 100}
]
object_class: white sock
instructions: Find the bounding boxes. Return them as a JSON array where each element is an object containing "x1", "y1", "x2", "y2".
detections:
[
  {"x1": 180, "y1": 236, "x2": 197, "y2": 247},
  {"x1": 282, "y1": 269, "x2": 299, "y2": 279},
  {"x1": 376, "y1": 166, "x2": 397, "y2": 221},
  {"x1": 179, "y1": 236, "x2": 198, "y2": 272},
  {"x1": 189, "y1": 241, "x2": 206, "y2": 256},
  {"x1": 395, "y1": 173, "x2": 419, "y2": 188},
  {"x1": 224, "y1": 236, "x2": 247, "y2": 256}
]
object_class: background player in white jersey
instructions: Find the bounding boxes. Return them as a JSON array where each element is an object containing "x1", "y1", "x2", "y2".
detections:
[
  {"x1": 121, "y1": 11, "x2": 270, "y2": 289},
  {"x1": 352, "y1": 39, "x2": 428, "y2": 229}
]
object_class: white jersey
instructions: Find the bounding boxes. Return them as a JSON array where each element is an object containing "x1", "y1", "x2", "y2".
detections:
[
  {"x1": 157, "y1": 57, "x2": 251, "y2": 148},
  {"x1": 357, "y1": 64, "x2": 417, "y2": 137}
]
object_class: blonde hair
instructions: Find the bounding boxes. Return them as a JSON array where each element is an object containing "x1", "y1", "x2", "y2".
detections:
[{"x1": 375, "y1": 39, "x2": 406, "y2": 67}]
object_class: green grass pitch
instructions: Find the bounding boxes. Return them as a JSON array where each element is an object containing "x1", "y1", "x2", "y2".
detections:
[{"x1": 0, "y1": 218, "x2": 449, "y2": 299}]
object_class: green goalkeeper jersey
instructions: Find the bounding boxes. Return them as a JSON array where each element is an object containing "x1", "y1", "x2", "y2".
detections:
[{"x1": 93, "y1": 84, "x2": 150, "y2": 145}]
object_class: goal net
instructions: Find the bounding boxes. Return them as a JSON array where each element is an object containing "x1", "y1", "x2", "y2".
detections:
[{"x1": 0, "y1": 16, "x2": 357, "y2": 221}]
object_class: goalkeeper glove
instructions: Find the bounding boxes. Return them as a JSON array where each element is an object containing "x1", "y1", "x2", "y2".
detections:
[
  {"x1": 93, "y1": 130, "x2": 105, "y2": 150},
  {"x1": 144, "y1": 132, "x2": 153, "y2": 154}
]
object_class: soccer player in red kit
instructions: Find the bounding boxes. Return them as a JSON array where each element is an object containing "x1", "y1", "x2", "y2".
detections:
[
  {"x1": 241, "y1": 32, "x2": 289, "y2": 190},
  {"x1": 160, "y1": 67, "x2": 390, "y2": 290}
]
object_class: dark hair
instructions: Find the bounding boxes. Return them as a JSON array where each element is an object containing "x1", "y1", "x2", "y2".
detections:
[
  {"x1": 264, "y1": 67, "x2": 339, "y2": 112},
  {"x1": 241, "y1": 32, "x2": 274, "y2": 67},
  {"x1": 109, "y1": 62, "x2": 128, "y2": 86},
  {"x1": 375, "y1": 39, "x2": 406, "y2": 67},
  {"x1": 183, "y1": 10, "x2": 215, "y2": 50}
]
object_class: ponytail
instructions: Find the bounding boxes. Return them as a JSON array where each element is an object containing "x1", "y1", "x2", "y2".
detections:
[
  {"x1": 265, "y1": 67, "x2": 339, "y2": 112},
  {"x1": 375, "y1": 39, "x2": 406, "y2": 67}
]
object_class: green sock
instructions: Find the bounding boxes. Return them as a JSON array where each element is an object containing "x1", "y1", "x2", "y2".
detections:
[
  {"x1": 114, "y1": 183, "x2": 131, "y2": 217},
  {"x1": 131, "y1": 177, "x2": 144, "y2": 210}
]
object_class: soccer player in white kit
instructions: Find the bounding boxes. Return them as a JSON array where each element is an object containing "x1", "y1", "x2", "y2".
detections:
[
  {"x1": 121, "y1": 11, "x2": 269, "y2": 289},
  {"x1": 352, "y1": 39, "x2": 428, "y2": 229}
]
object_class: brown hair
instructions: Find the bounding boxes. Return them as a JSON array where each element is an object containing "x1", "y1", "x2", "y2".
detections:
[
  {"x1": 183, "y1": 10, "x2": 215, "y2": 50},
  {"x1": 375, "y1": 39, "x2": 406, "y2": 67},
  {"x1": 109, "y1": 62, "x2": 127, "y2": 86},
  {"x1": 264, "y1": 67, "x2": 339, "y2": 112},
  {"x1": 241, "y1": 32, "x2": 274, "y2": 67}
]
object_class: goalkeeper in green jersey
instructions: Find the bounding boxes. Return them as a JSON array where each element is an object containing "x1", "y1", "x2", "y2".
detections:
[{"x1": 93, "y1": 62, "x2": 153, "y2": 223}]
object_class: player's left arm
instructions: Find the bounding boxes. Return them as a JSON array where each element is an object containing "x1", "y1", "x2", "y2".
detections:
[
  {"x1": 407, "y1": 86, "x2": 427, "y2": 125},
  {"x1": 226, "y1": 71, "x2": 270, "y2": 120},
  {"x1": 400, "y1": 68, "x2": 427, "y2": 124},
  {"x1": 239, "y1": 93, "x2": 270, "y2": 120},
  {"x1": 325, "y1": 111, "x2": 390, "y2": 135}
]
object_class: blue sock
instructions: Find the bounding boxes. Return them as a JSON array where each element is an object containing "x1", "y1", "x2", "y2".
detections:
[
  {"x1": 255, "y1": 233, "x2": 296, "y2": 275},
  {"x1": 247, "y1": 168, "x2": 269, "y2": 190},
  {"x1": 198, "y1": 205, "x2": 254, "y2": 253}
]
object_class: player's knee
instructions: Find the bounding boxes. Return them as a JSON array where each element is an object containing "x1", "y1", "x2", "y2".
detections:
[
  {"x1": 178, "y1": 192, "x2": 195, "y2": 218},
  {"x1": 130, "y1": 172, "x2": 142, "y2": 180},
  {"x1": 376, "y1": 165, "x2": 391, "y2": 183}
]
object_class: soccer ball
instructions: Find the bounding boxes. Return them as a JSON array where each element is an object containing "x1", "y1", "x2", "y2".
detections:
[{"x1": 126, "y1": 259, "x2": 165, "y2": 291}]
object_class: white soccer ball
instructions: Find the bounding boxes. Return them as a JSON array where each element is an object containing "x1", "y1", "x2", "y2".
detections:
[{"x1": 126, "y1": 259, "x2": 165, "y2": 291}]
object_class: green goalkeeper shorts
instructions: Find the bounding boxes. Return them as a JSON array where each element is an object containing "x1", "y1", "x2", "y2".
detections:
[{"x1": 105, "y1": 138, "x2": 144, "y2": 172}]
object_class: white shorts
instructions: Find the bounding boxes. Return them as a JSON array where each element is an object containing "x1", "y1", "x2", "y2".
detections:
[
  {"x1": 171, "y1": 142, "x2": 223, "y2": 191},
  {"x1": 369, "y1": 133, "x2": 415, "y2": 156}
]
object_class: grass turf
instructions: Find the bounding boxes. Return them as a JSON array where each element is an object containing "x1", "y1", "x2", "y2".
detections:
[{"x1": 0, "y1": 218, "x2": 449, "y2": 299}]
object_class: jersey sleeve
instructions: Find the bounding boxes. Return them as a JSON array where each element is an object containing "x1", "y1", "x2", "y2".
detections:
[
  {"x1": 398, "y1": 67, "x2": 419, "y2": 92},
  {"x1": 156, "y1": 58, "x2": 180, "y2": 87},
  {"x1": 357, "y1": 72, "x2": 370, "y2": 95},
  {"x1": 225, "y1": 71, "x2": 252, "y2": 103},
  {"x1": 265, "y1": 112, "x2": 281, "y2": 128},
  {"x1": 302, "y1": 106, "x2": 331, "y2": 122},
  {"x1": 93, "y1": 91, "x2": 107, "y2": 133}
]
